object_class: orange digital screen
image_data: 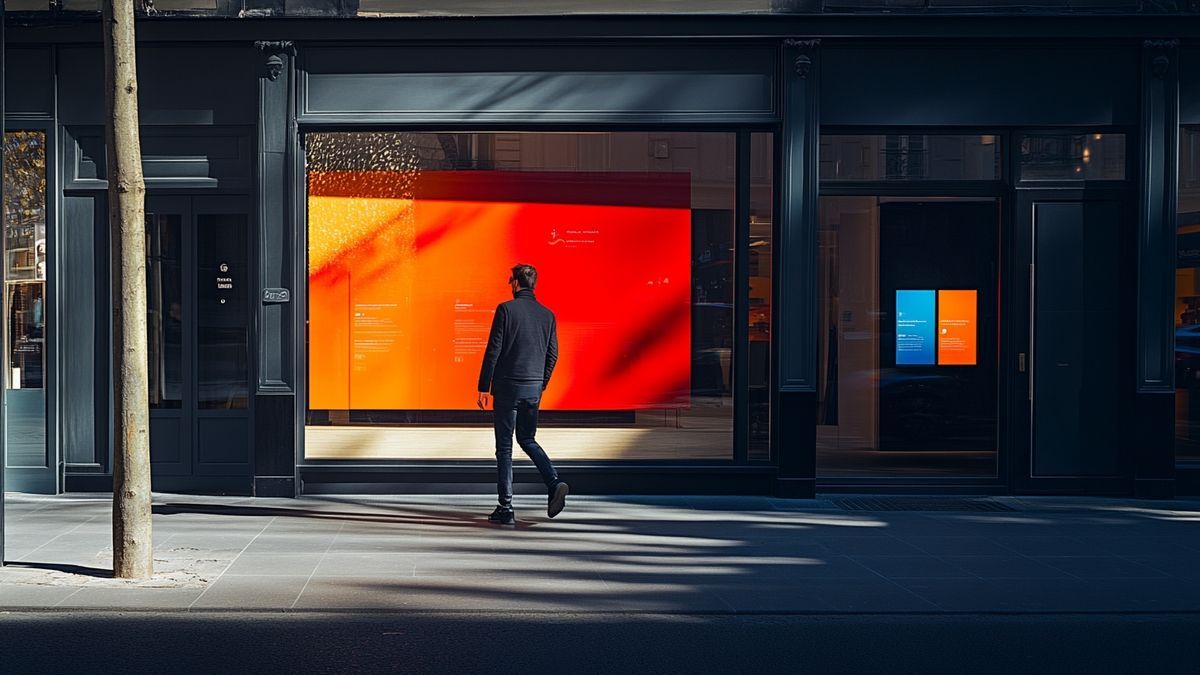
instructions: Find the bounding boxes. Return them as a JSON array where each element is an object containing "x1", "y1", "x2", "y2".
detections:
[
  {"x1": 308, "y1": 170, "x2": 693, "y2": 411},
  {"x1": 937, "y1": 289, "x2": 977, "y2": 366}
]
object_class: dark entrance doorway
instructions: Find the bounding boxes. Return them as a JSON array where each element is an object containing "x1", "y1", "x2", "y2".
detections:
[
  {"x1": 143, "y1": 195, "x2": 252, "y2": 492},
  {"x1": 1011, "y1": 189, "x2": 1134, "y2": 493}
]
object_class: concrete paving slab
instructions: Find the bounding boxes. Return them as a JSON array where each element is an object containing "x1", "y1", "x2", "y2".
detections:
[
  {"x1": 991, "y1": 535, "x2": 1115, "y2": 556},
  {"x1": 190, "y1": 575, "x2": 309, "y2": 609},
  {"x1": 1119, "y1": 555, "x2": 1200, "y2": 579},
  {"x1": 0, "y1": 584, "x2": 87, "y2": 607},
  {"x1": 815, "y1": 535, "x2": 928, "y2": 555},
  {"x1": 806, "y1": 579, "x2": 939, "y2": 612},
  {"x1": 314, "y1": 552, "x2": 418, "y2": 577},
  {"x1": 293, "y1": 576, "x2": 633, "y2": 612},
  {"x1": 55, "y1": 587, "x2": 205, "y2": 610},
  {"x1": 1032, "y1": 556, "x2": 1172, "y2": 580},
  {"x1": 904, "y1": 536, "x2": 1017, "y2": 556},
  {"x1": 242, "y1": 534, "x2": 338, "y2": 554},
  {"x1": 223, "y1": 553, "x2": 325, "y2": 577},
  {"x1": 936, "y1": 555, "x2": 1075, "y2": 580},
  {"x1": 850, "y1": 555, "x2": 977, "y2": 579}
]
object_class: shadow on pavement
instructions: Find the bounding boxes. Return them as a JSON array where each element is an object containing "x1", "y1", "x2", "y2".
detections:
[{"x1": 1, "y1": 561, "x2": 112, "y2": 578}]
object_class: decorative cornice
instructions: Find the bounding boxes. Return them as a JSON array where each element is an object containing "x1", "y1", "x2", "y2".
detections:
[
  {"x1": 254, "y1": 41, "x2": 296, "y2": 82},
  {"x1": 783, "y1": 38, "x2": 820, "y2": 79}
]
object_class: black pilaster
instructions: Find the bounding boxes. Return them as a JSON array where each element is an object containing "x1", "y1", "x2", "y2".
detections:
[
  {"x1": 775, "y1": 38, "x2": 819, "y2": 498},
  {"x1": 253, "y1": 40, "x2": 298, "y2": 497},
  {"x1": 1135, "y1": 38, "x2": 1180, "y2": 498}
]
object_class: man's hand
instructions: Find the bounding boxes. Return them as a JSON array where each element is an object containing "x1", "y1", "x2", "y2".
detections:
[{"x1": 477, "y1": 392, "x2": 491, "y2": 410}]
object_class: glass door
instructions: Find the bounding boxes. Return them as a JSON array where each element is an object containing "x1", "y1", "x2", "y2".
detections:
[
  {"x1": 1011, "y1": 188, "x2": 1134, "y2": 492},
  {"x1": 3, "y1": 130, "x2": 55, "y2": 494},
  {"x1": 144, "y1": 196, "x2": 251, "y2": 488}
]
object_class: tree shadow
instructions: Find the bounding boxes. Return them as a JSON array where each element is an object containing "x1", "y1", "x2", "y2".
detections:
[
  {"x1": 152, "y1": 502, "x2": 518, "y2": 530},
  {"x1": 1, "y1": 560, "x2": 112, "y2": 578}
]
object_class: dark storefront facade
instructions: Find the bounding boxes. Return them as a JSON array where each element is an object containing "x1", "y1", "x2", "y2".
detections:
[{"x1": 2, "y1": 4, "x2": 1199, "y2": 498}]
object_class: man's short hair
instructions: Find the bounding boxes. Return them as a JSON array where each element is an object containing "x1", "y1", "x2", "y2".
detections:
[{"x1": 510, "y1": 263, "x2": 537, "y2": 290}]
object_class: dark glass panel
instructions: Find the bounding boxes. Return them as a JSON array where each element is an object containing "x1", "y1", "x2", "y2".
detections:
[
  {"x1": 196, "y1": 214, "x2": 249, "y2": 410},
  {"x1": 1176, "y1": 126, "x2": 1200, "y2": 464},
  {"x1": 748, "y1": 132, "x2": 773, "y2": 461},
  {"x1": 820, "y1": 135, "x2": 999, "y2": 181},
  {"x1": 1019, "y1": 133, "x2": 1126, "y2": 181},
  {"x1": 146, "y1": 214, "x2": 184, "y2": 409},
  {"x1": 817, "y1": 196, "x2": 1000, "y2": 478}
]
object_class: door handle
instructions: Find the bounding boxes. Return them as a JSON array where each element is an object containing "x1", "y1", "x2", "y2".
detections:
[{"x1": 1018, "y1": 352, "x2": 1026, "y2": 372}]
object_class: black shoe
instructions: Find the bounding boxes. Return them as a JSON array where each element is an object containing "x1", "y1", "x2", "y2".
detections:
[
  {"x1": 548, "y1": 481, "x2": 569, "y2": 518},
  {"x1": 488, "y1": 506, "x2": 515, "y2": 526}
]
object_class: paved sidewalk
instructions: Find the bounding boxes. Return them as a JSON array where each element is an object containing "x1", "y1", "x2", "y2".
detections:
[{"x1": 1, "y1": 493, "x2": 1199, "y2": 613}]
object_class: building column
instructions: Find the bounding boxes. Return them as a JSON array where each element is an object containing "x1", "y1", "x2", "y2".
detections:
[
  {"x1": 775, "y1": 38, "x2": 819, "y2": 498},
  {"x1": 253, "y1": 40, "x2": 298, "y2": 497},
  {"x1": 1135, "y1": 39, "x2": 1180, "y2": 499}
]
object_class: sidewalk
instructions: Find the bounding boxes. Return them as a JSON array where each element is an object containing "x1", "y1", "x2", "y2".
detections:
[{"x1": 1, "y1": 493, "x2": 1199, "y2": 614}]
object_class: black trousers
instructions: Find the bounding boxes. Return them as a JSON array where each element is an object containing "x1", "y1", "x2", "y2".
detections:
[{"x1": 493, "y1": 389, "x2": 559, "y2": 509}]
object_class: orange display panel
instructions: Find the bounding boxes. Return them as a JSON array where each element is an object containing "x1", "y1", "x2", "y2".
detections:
[
  {"x1": 308, "y1": 170, "x2": 692, "y2": 411},
  {"x1": 937, "y1": 289, "x2": 978, "y2": 366}
]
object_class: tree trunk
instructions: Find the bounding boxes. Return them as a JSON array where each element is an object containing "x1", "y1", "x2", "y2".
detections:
[{"x1": 103, "y1": 0, "x2": 152, "y2": 579}]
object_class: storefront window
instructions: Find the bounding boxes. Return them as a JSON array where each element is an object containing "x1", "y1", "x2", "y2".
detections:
[
  {"x1": 816, "y1": 196, "x2": 1000, "y2": 478},
  {"x1": 304, "y1": 131, "x2": 738, "y2": 461},
  {"x1": 1176, "y1": 126, "x2": 1200, "y2": 465},
  {"x1": 748, "y1": 133, "x2": 773, "y2": 461},
  {"x1": 1019, "y1": 133, "x2": 1126, "y2": 181},
  {"x1": 3, "y1": 130, "x2": 49, "y2": 467},
  {"x1": 820, "y1": 135, "x2": 999, "y2": 181}
]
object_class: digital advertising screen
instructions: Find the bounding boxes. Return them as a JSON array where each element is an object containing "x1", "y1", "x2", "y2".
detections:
[
  {"x1": 895, "y1": 290, "x2": 936, "y2": 365},
  {"x1": 937, "y1": 289, "x2": 978, "y2": 366},
  {"x1": 895, "y1": 289, "x2": 977, "y2": 366},
  {"x1": 308, "y1": 170, "x2": 693, "y2": 411}
]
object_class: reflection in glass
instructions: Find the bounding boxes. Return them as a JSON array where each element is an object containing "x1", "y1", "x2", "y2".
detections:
[
  {"x1": 1176, "y1": 127, "x2": 1200, "y2": 464},
  {"x1": 817, "y1": 196, "x2": 999, "y2": 478},
  {"x1": 197, "y1": 214, "x2": 249, "y2": 410},
  {"x1": 748, "y1": 133, "x2": 773, "y2": 461},
  {"x1": 146, "y1": 214, "x2": 183, "y2": 409},
  {"x1": 820, "y1": 135, "x2": 999, "y2": 181},
  {"x1": 3, "y1": 130, "x2": 49, "y2": 470},
  {"x1": 304, "y1": 131, "x2": 737, "y2": 461},
  {"x1": 3, "y1": 131, "x2": 48, "y2": 389},
  {"x1": 7, "y1": 283, "x2": 45, "y2": 389},
  {"x1": 1019, "y1": 133, "x2": 1126, "y2": 181}
]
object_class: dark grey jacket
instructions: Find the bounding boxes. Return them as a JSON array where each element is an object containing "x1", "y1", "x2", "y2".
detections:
[{"x1": 477, "y1": 289, "x2": 559, "y2": 398}]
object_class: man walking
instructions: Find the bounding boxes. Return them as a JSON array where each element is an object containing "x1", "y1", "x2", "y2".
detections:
[{"x1": 478, "y1": 263, "x2": 569, "y2": 525}]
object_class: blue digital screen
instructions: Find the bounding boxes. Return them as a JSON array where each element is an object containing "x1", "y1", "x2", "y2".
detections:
[{"x1": 896, "y1": 290, "x2": 936, "y2": 365}]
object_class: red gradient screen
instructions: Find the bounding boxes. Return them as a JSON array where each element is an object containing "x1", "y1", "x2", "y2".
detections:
[{"x1": 308, "y1": 170, "x2": 692, "y2": 411}]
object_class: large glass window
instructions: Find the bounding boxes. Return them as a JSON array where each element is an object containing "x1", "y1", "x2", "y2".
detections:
[
  {"x1": 817, "y1": 196, "x2": 1000, "y2": 478},
  {"x1": 748, "y1": 133, "x2": 773, "y2": 461},
  {"x1": 3, "y1": 130, "x2": 49, "y2": 468},
  {"x1": 820, "y1": 135, "x2": 1000, "y2": 181},
  {"x1": 304, "y1": 131, "x2": 746, "y2": 461},
  {"x1": 1177, "y1": 126, "x2": 1200, "y2": 465},
  {"x1": 1019, "y1": 133, "x2": 1126, "y2": 181}
]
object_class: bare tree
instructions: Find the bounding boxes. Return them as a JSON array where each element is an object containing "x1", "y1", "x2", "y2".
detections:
[{"x1": 103, "y1": 0, "x2": 152, "y2": 578}]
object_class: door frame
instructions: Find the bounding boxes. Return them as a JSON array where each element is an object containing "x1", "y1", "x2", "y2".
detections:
[
  {"x1": 1008, "y1": 185, "x2": 1136, "y2": 495},
  {"x1": 143, "y1": 193, "x2": 254, "y2": 489},
  {"x1": 3, "y1": 121, "x2": 59, "y2": 495}
]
